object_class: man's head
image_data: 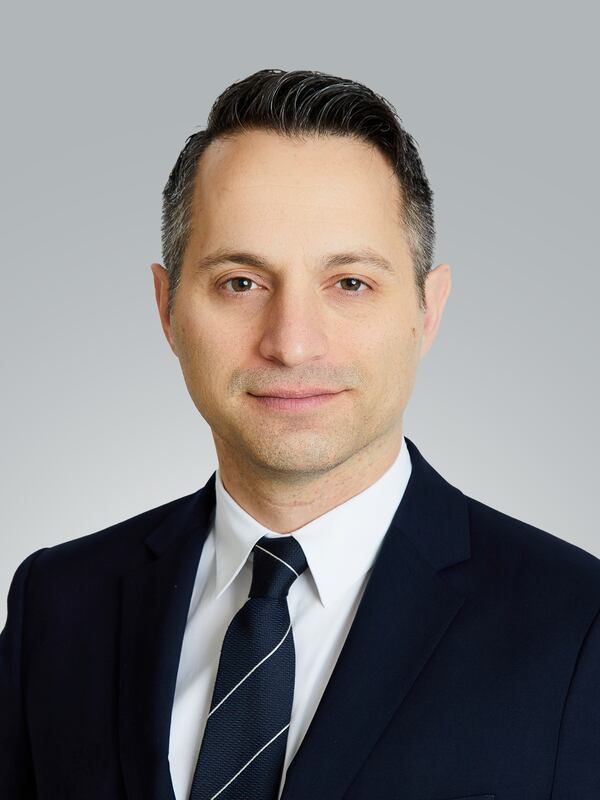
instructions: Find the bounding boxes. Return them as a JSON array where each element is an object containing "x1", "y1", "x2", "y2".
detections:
[{"x1": 152, "y1": 69, "x2": 450, "y2": 484}]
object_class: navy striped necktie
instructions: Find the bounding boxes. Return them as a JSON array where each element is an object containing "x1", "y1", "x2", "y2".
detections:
[{"x1": 189, "y1": 534, "x2": 309, "y2": 800}]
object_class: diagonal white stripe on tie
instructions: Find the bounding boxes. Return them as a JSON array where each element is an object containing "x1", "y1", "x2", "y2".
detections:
[
  {"x1": 207, "y1": 622, "x2": 292, "y2": 718},
  {"x1": 254, "y1": 544, "x2": 299, "y2": 577},
  {"x1": 209, "y1": 724, "x2": 291, "y2": 800}
]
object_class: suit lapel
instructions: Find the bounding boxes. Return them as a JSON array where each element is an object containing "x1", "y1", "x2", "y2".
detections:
[
  {"x1": 280, "y1": 437, "x2": 471, "y2": 800},
  {"x1": 118, "y1": 474, "x2": 216, "y2": 800}
]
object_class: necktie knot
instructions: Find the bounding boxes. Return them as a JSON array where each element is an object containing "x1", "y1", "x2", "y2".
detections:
[{"x1": 249, "y1": 534, "x2": 308, "y2": 599}]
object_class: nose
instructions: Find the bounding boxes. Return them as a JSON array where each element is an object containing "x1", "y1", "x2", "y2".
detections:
[{"x1": 257, "y1": 283, "x2": 328, "y2": 368}]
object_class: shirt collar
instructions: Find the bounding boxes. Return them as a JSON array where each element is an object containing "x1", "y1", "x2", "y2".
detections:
[{"x1": 213, "y1": 436, "x2": 412, "y2": 608}]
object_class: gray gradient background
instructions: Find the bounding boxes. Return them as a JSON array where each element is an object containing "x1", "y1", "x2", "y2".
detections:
[{"x1": 1, "y1": 2, "x2": 598, "y2": 627}]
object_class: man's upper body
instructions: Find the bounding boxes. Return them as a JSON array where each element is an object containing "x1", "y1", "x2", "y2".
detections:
[
  {"x1": 3, "y1": 69, "x2": 599, "y2": 798},
  {"x1": 2, "y1": 435, "x2": 600, "y2": 799}
]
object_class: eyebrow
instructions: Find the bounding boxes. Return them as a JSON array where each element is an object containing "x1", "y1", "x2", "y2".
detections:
[{"x1": 193, "y1": 247, "x2": 395, "y2": 275}]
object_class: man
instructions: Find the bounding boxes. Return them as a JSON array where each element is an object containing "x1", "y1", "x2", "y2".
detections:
[{"x1": 1, "y1": 68, "x2": 599, "y2": 800}]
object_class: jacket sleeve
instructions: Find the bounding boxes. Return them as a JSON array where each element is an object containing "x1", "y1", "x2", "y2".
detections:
[
  {"x1": 551, "y1": 603, "x2": 600, "y2": 797},
  {"x1": 0, "y1": 547, "x2": 48, "y2": 799}
]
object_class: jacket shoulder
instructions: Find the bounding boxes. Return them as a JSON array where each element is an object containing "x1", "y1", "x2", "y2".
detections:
[
  {"x1": 464, "y1": 493, "x2": 600, "y2": 606},
  {"x1": 28, "y1": 489, "x2": 201, "y2": 578}
]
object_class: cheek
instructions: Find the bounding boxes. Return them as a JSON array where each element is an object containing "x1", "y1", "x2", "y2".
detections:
[
  {"x1": 369, "y1": 323, "x2": 421, "y2": 394},
  {"x1": 172, "y1": 315, "x2": 214, "y2": 388},
  {"x1": 173, "y1": 300, "x2": 215, "y2": 354},
  {"x1": 365, "y1": 319, "x2": 413, "y2": 363}
]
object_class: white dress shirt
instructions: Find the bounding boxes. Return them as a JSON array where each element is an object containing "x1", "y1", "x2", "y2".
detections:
[{"x1": 168, "y1": 436, "x2": 413, "y2": 800}]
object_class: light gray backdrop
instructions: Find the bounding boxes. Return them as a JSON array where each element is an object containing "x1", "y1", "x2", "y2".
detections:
[{"x1": 2, "y1": 1, "x2": 598, "y2": 627}]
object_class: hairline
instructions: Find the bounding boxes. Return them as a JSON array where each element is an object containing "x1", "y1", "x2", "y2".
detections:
[{"x1": 181, "y1": 128, "x2": 412, "y2": 277}]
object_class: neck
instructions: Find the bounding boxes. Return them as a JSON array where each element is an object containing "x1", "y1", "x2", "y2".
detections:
[{"x1": 214, "y1": 425, "x2": 404, "y2": 533}]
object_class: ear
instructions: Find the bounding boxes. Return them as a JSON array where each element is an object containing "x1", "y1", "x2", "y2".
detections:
[
  {"x1": 150, "y1": 263, "x2": 179, "y2": 357},
  {"x1": 420, "y1": 263, "x2": 451, "y2": 359}
]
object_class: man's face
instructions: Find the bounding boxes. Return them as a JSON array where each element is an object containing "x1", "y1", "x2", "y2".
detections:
[{"x1": 152, "y1": 130, "x2": 450, "y2": 481}]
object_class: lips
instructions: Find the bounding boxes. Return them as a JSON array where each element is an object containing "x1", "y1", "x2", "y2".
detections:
[
  {"x1": 249, "y1": 391, "x2": 345, "y2": 411},
  {"x1": 250, "y1": 388, "x2": 343, "y2": 399}
]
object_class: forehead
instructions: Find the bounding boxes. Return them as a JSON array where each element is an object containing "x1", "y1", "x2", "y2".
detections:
[{"x1": 189, "y1": 130, "x2": 404, "y2": 233}]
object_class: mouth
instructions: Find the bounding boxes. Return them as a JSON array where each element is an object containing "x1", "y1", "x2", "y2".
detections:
[{"x1": 247, "y1": 389, "x2": 347, "y2": 411}]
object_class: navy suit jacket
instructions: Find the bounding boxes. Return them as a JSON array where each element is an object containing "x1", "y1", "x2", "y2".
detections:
[{"x1": 2, "y1": 437, "x2": 600, "y2": 800}]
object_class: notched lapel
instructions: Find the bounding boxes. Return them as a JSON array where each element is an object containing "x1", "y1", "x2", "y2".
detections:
[
  {"x1": 118, "y1": 474, "x2": 216, "y2": 800},
  {"x1": 281, "y1": 438, "x2": 471, "y2": 800}
]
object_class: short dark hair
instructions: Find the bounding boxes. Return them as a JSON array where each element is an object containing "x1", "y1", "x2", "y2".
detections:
[{"x1": 161, "y1": 68, "x2": 435, "y2": 316}]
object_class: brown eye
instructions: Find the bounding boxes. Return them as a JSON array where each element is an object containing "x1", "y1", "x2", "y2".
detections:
[
  {"x1": 337, "y1": 277, "x2": 369, "y2": 292},
  {"x1": 221, "y1": 277, "x2": 258, "y2": 293},
  {"x1": 219, "y1": 276, "x2": 370, "y2": 297}
]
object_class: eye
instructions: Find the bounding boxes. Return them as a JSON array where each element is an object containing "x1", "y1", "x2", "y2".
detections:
[
  {"x1": 218, "y1": 275, "x2": 371, "y2": 296},
  {"x1": 336, "y1": 277, "x2": 370, "y2": 293},
  {"x1": 219, "y1": 276, "x2": 260, "y2": 294}
]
